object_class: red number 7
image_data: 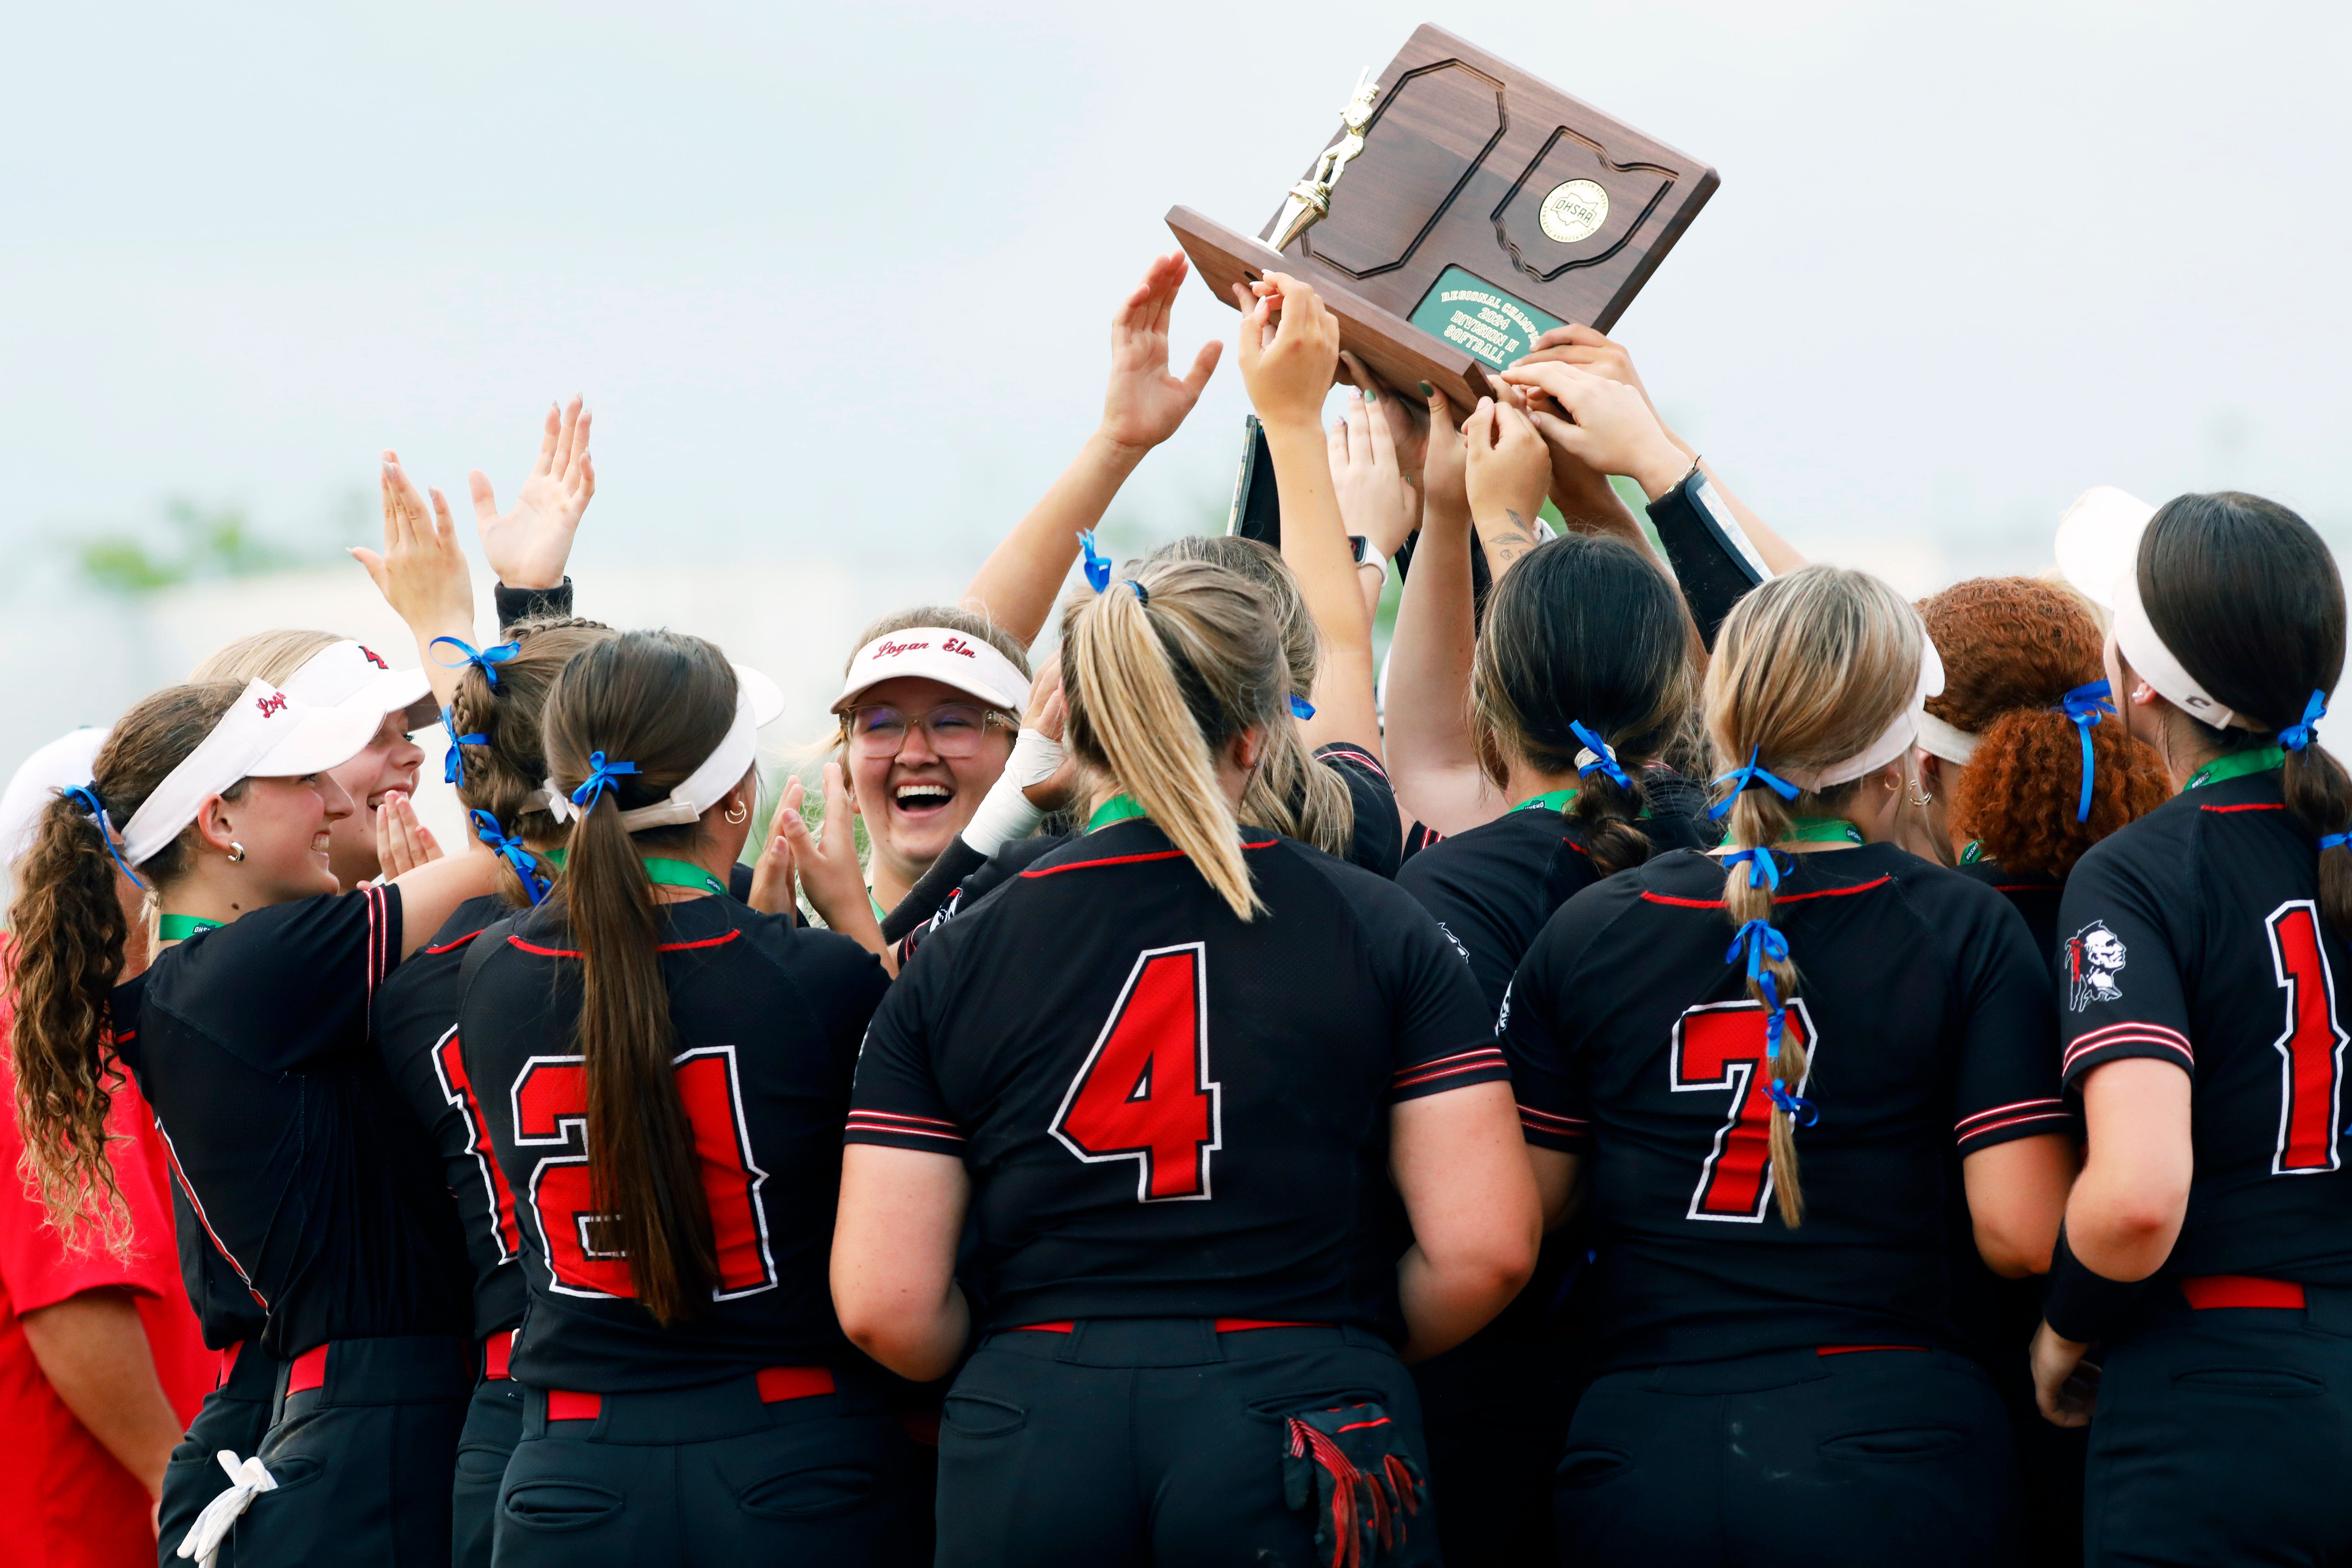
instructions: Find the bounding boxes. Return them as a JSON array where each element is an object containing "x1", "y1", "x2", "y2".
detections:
[{"x1": 1671, "y1": 999, "x2": 1817, "y2": 1223}]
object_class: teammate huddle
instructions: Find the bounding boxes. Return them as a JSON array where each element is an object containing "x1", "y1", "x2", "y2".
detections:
[{"x1": 5, "y1": 253, "x2": 2348, "y2": 1568}]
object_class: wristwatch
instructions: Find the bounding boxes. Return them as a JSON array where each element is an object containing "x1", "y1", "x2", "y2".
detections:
[{"x1": 1348, "y1": 536, "x2": 1388, "y2": 581}]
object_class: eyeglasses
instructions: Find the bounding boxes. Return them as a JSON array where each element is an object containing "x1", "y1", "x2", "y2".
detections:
[{"x1": 845, "y1": 702, "x2": 1008, "y2": 759}]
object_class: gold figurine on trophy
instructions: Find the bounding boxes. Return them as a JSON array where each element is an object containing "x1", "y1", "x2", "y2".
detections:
[{"x1": 1265, "y1": 68, "x2": 1383, "y2": 253}]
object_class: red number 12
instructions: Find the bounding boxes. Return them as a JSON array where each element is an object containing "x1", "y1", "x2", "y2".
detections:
[
  {"x1": 1051, "y1": 944, "x2": 1221, "y2": 1201},
  {"x1": 2267, "y1": 901, "x2": 2347, "y2": 1175}
]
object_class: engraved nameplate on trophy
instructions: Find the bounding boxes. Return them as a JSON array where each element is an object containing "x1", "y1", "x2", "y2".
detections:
[{"x1": 1167, "y1": 24, "x2": 1719, "y2": 410}]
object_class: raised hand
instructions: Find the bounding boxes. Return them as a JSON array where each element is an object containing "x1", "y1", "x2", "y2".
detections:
[
  {"x1": 1499, "y1": 360, "x2": 1690, "y2": 500},
  {"x1": 777, "y1": 762, "x2": 893, "y2": 969},
  {"x1": 746, "y1": 777, "x2": 803, "y2": 917},
  {"x1": 1328, "y1": 387, "x2": 1416, "y2": 560},
  {"x1": 1339, "y1": 351, "x2": 1430, "y2": 491},
  {"x1": 1421, "y1": 389, "x2": 1469, "y2": 533},
  {"x1": 1463, "y1": 398, "x2": 1552, "y2": 578},
  {"x1": 472, "y1": 398, "x2": 595, "y2": 590},
  {"x1": 1100, "y1": 253, "x2": 1222, "y2": 454},
  {"x1": 1230, "y1": 272, "x2": 1340, "y2": 431},
  {"x1": 373, "y1": 791, "x2": 442, "y2": 881},
  {"x1": 354, "y1": 452, "x2": 476, "y2": 649}
]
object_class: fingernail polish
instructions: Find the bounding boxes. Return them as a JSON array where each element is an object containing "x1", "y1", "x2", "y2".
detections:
[
  {"x1": 1418, "y1": 381, "x2": 1435, "y2": 398},
  {"x1": 1364, "y1": 385, "x2": 1379, "y2": 403}
]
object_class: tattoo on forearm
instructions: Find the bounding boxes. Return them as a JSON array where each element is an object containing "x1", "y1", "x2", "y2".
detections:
[{"x1": 1480, "y1": 508, "x2": 1539, "y2": 568}]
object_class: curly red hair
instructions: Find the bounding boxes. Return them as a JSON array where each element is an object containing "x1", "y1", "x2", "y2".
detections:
[{"x1": 1919, "y1": 576, "x2": 2169, "y2": 879}]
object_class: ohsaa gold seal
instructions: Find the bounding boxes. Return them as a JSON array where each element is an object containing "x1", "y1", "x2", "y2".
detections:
[{"x1": 1539, "y1": 179, "x2": 1609, "y2": 244}]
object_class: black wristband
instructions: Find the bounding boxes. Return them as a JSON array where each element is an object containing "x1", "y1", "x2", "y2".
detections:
[
  {"x1": 2042, "y1": 1221, "x2": 2149, "y2": 1344},
  {"x1": 493, "y1": 576, "x2": 574, "y2": 630},
  {"x1": 1644, "y1": 470, "x2": 1764, "y2": 651}
]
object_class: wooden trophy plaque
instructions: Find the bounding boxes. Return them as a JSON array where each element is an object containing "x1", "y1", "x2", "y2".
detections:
[{"x1": 1167, "y1": 25, "x2": 1719, "y2": 411}]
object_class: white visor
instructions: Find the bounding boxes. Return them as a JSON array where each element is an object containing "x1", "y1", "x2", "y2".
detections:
[
  {"x1": 0, "y1": 727, "x2": 106, "y2": 868},
  {"x1": 1914, "y1": 709, "x2": 1981, "y2": 767},
  {"x1": 2054, "y1": 484, "x2": 2248, "y2": 729},
  {"x1": 834, "y1": 628, "x2": 1030, "y2": 716},
  {"x1": 279, "y1": 639, "x2": 435, "y2": 729},
  {"x1": 121, "y1": 680, "x2": 384, "y2": 866},
  {"x1": 546, "y1": 665, "x2": 785, "y2": 831},
  {"x1": 1784, "y1": 635, "x2": 1947, "y2": 792}
]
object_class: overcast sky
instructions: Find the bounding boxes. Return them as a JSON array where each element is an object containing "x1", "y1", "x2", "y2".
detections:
[{"x1": 5, "y1": 0, "x2": 2347, "y2": 595}]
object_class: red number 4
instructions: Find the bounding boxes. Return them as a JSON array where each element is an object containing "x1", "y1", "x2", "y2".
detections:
[
  {"x1": 1671, "y1": 999, "x2": 1818, "y2": 1223},
  {"x1": 2267, "y1": 901, "x2": 2348, "y2": 1175},
  {"x1": 1051, "y1": 944, "x2": 1221, "y2": 1202}
]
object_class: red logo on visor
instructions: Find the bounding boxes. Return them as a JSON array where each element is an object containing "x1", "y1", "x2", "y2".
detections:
[
  {"x1": 255, "y1": 693, "x2": 288, "y2": 719},
  {"x1": 875, "y1": 639, "x2": 932, "y2": 659},
  {"x1": 942, "y1": 637, "x2": 978, "y2": 659},
  {"x1": 359, "y1": 646, "x2": 389, "y2": 670}
]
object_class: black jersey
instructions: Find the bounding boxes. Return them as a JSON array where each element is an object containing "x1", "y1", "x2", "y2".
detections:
[
  {"x1": 2056, "y1": 767, "x2": 2352, "y2": 1283},
  {"x1": 1500, "y1": 844, "x2": 2067, "y2": 1368},
  {"x1": 1398, "y1": 786, "x2": 1716, "y2": 1010},
  {"x1": 372, "y1": 893, "x2": 526, "y2": 1340},
  {"x1": 1315, "y1": 742, "x2": 1402, "y2": 879},
  {"x1": 1956, "y1": 853, "x2": 2065, "y2": 968},
  {"x1": 456, "y1": 894, "x2": 889, "y2": 1391},
  {"x1": 845, "y1": 818, "x2": 1507, "y2": 1339},
  {"x1": 112, "y1": 887, "x2": 475, "y2": 1358}
]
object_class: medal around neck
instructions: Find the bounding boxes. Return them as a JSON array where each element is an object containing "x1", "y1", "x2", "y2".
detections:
[{"x1": 1166, "y1": 25, "x2": 1719, "y2": 412}]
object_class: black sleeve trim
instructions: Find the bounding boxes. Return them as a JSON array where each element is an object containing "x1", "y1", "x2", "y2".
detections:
[
  {"x1": 1645, "y1": 472, "x2": 1765, "y2": 650},
  {"x1": 842, "y1": 1111, "x2": 968, "y2": 1153},
  {"x1": 1388, "y1": 1044, "x2": 1512, "y2": 1101},
  {"x1": 493, "y1": 576, "x2": 574, "y2": 630},
  {"x1": 1517, "y1": 1103, "x2": 1589, "y2": 1152},
  {"x1": 1954, "y1": 1097, "x2": 2075, "y2": 1155},
  {"x1": 2061, "y1": 1022, "x2": 2194, "y2": 1087}
]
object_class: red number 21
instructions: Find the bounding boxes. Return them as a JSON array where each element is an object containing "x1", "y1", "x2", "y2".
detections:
[
  {"x1": 1051, "y1": 944, "x2": 1221, "y2": 1201},
  {"x1": 1671, "y1": 999, "x2": 1817, "y2": 1223},
  {"x1": 2266, "y1": 901, "x2": 2347, "y2": 1175}
]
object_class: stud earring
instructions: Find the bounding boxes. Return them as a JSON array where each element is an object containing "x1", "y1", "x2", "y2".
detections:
[{"x1": 227, "y1": 842, "x2": 246, "y2": 863}]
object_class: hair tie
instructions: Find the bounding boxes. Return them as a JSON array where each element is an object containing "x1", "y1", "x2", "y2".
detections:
[
  {"x1": 1289, "y1": 694, "x2": 1315, "y2": 720},
  {"x1": 440, "y1": 705, "x2": 489, "y2": 785},
  {"x1": 429, "y1": 636, "x2": 522, "y2": 688},
  {"x1": 569, "y1": 751, "x2": 639, "y2": 810},
  {"x1": 2281, "y1": 690, "x2": 2329, "y2": 752},
  {"x1": 1708, "y1": 748, "x2": 1801, "y2": 820},
  {"x1": 2056, "y1": 680, "x2": 2116, "y2": 823},
  {"x1": 1078, "y1": 530, "x2": 1113, "y2": 593},
  {"x1": 1127, "y1": 578, "x2": 1149, "y2": 607},
  {"x1": 1569, "y1": 721, "x2": 1634, "y2": 791},
  {"x1": 60, "y1": 784, "x2": 147, "y2": 890},
  {"x1": 468, "y1": 809, "x2": 551, "y2": 904},
  {"x1": 1721, "y1": 846, "x2": 1782, "y2": 891},
  {"x1": 2322, "y1": 831, "x2": 2351, "y2": 854}
]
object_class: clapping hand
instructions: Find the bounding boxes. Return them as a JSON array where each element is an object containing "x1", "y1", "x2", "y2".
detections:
[
  {"x1": 1100, "y1": 254, "x2": 1222, "y2": 454},
  {"x1": 747, "y1": 778, "x2": 802, "y2": 917},
  {"x1": 776, "y1": 763, "x2": 894, "y2": 969},
  {"x1": 473, "y1": 398, "x2": 595, "y2": 591},
  {"x1": 374, "y1": 791, "x2": 442, "y2": 880}
]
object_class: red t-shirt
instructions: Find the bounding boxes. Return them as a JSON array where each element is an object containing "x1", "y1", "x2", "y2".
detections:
[{"x1": 0, "y1": 966, "x2": 213, "y2": 1568}]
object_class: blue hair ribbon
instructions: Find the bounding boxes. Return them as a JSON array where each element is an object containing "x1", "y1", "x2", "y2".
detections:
[
  {"x1": 1725, "y1": 916, "x2": 1818, "y2": 1126},
  {"x1": 60, "y1": 785, "x2": 147, "y2": 890},
  {"x1": 569, "y1": 751, "x2": 638, "y2": 810},
  {"x1": 1289, "y1": 694, "x2": 1316, "y2": 720},
  {"x1": 468, "y1": 810, "x2": 550, "y2": 904},
  {"x1": 1569, "y1": 721, "x2": 1634, "y2": 791},
  {"x1": 2322, "y1": 832, "x2": 2351, "y2": 853},
  {"x1": 440, "y1": 705, "x2": 488, "y2": 786},
  {"x1": 2280, "y1": 690, "x2": 2329, "y2": 752},
  {"x1": 1708, "y1": 747, "x2": 1801, "y2": 820},
  {"x1": 429, "y1": 636, "x2": 522, "y2": 688},
  {"x1": 2057, "y1": 680, "x2": 2115, "y2": 823},
  {"x1": 1721, "y1": 846, "x2": 1782, "y2": 891},
  {"x1": 1078, "y1": 530, "x2": 1113, "y2": 594}
]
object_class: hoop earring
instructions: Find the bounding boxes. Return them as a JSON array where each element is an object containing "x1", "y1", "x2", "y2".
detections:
[
  {"x1": 227, "y1": 842, "x2": 246, "y2": 863},
  {"x1": 724, "y1": 799, "x2": 748, "y2": 826},
  {"x1": 1907, "y1": 777, "x2": 1933, "y2": 808}
]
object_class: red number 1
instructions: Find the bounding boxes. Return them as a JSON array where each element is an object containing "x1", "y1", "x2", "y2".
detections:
[
  {"x1": 1671, "y1": 999, "x2": 1817, "y2": 1223},
  {"x1": 1051, "y1": 944, "x2": 1221, "y2": 1201},
  {"x1": 2266, "y1": 901, "x2": 2347, "y2": 1175}
]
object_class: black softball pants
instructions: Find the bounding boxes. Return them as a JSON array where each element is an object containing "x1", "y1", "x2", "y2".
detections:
[
  {"x1": 936, "y1": 1317, "x2": 1437, "y2": 1568},
  {"x1": 1555, "y1": 1344, "x2": 2018, "y2": 1567},
  {"x1": 156, "y1": 1339, "x2": 274, "y2": 1568}
]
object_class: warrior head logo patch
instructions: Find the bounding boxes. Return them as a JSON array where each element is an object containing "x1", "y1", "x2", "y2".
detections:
[{"x1": 2064, "y1": 921, "x2": 2127, "y2": 1012}]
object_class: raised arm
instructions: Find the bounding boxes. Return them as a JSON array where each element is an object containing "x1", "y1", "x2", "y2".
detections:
[
  {"x1": 1383, "y1": 392, "x2": 1505, "y2": 832},
  {"x1": 962, "y1": 253, "x2": 1221, "y2": 645},
  {"x1": 1231, "y1": 272, "x2": 1375, "y2": 753},
  {"x1": 354, "y1": 456, "x2": 480, "y2": 715},
  {"x1": 1327, "y1": 385, "x2": 1418, "y2": 622},
  {"x1": 1461, "y1": 396, "x2": 1553, "y2": 586}
]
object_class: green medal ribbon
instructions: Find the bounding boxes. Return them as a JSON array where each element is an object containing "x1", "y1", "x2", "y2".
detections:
[
  {"x1": 1960, "y1": 839, "x2": 1986, "y2": 866},
  {"x1": 868, "y1": 890, "x2": 887, "y2": 924},
  {"x1": 158, "y1": 914, "x2": 224, "y2": 940},
  {"x1": 642, "y1": 857, "x2": 727, "y2": 897},
  {"x1": 1513, "y1": 788, "x2": 1579, "y2": 814},
  {"x1": 1781, "y1": 817, "x2": 1864, "y2": 846},
  {"x1": 1087, "y1": 794, "x2": 1150, "y2": 833},
  {"x1": 2184, "y1": 745, "x2": 2287, "y2": 792}
]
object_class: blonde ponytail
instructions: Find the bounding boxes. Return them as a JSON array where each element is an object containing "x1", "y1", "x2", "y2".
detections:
[
  {"x1": 1719, "y1": 786, "x2": 1808, "y2": 1226},
  {"x1": 1062, "y1": 560, "x2": 1293, "y2": 922}
]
